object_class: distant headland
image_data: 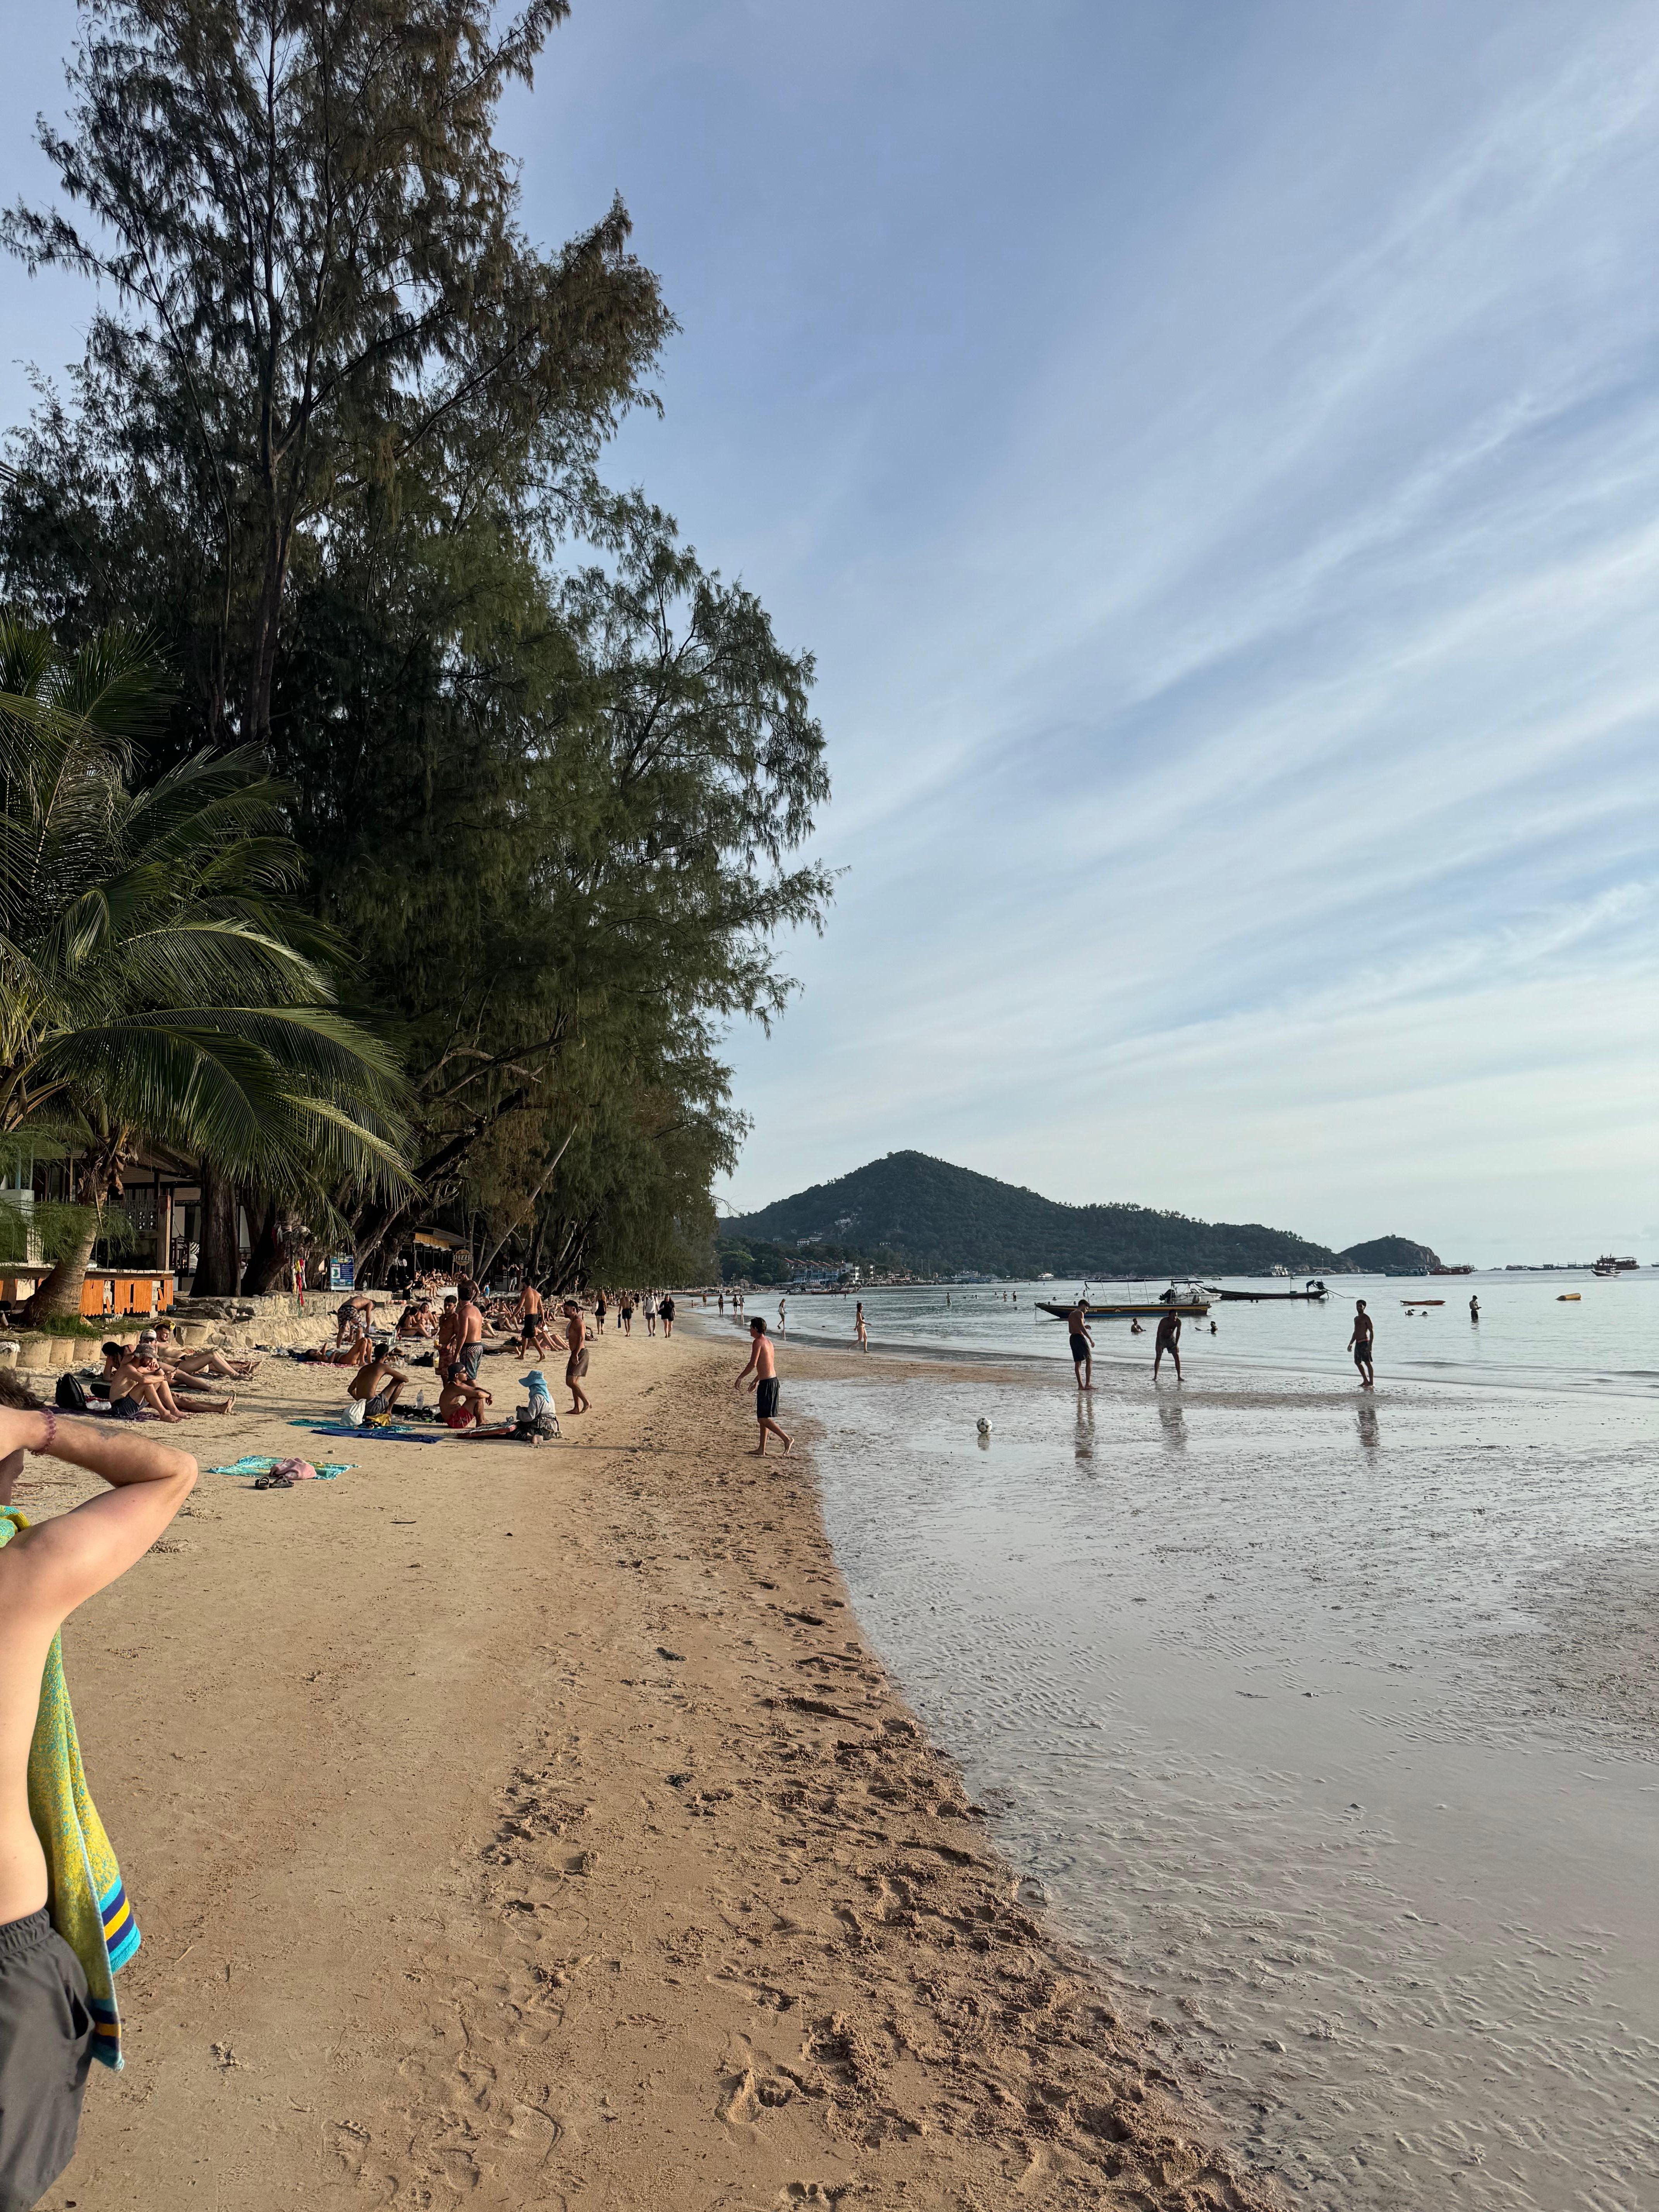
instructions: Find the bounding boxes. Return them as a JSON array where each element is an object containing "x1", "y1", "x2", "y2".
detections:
[{"x1": 722, "y1": 1151, "x2": 1438, "y2": 1282}]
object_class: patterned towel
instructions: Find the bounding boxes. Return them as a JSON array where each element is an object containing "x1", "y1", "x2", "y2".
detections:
[
  {"x1": 0, "y1": 1508, "x2": 137, "y2": 2069},
  {"x1": 207, "y1": 1455, "x2": 352, "y2": 1479}
]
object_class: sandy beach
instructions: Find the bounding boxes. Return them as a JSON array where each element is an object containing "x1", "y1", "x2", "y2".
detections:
[{"x1": 30, "y1": 1325, "x2": 1277, "y2": 2212}]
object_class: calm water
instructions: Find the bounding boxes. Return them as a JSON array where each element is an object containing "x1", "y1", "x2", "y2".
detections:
[
  {"x1": 764, "y1": 1267, "x2": 1658, "y2": 1400},
  {"x1": 700, "y1": 1275, "x2": 1659, "y2": 2209}
]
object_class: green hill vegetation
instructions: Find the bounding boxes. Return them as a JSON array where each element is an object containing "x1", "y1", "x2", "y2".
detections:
[
  {"x1": 727, "y1": 1152, "x2": 1350, "y2": 1278},
  {"x1": 1337, "y1": 1236, "x2": 1443, "y2": 1273}
]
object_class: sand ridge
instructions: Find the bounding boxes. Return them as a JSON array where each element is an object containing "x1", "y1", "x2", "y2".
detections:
[{"x1": 31, "y1": 1324, "x2": 1279, "y2": 2210}]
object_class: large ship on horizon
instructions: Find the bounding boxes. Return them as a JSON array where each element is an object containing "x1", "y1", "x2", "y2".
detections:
[{"x1": 1594, "y1": 1254, "x2": 1640, "y2": 1276}]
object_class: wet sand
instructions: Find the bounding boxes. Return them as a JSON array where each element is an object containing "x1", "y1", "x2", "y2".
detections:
[
  {"x1": 784, "y1": 1333, "x2": 1659, "y2": 2212},
  {"x1": 33, "y1": 1328, "x2": 1277, "y2": 2211}
]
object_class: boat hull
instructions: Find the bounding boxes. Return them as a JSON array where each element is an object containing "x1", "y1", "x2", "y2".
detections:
[
  {"x1": 1039, "y1": 1300, "x2": 1211, "y2": 1320},
  {"x1": 1216, "y1": 1289, "x2": 1328, "y2": 1302}
]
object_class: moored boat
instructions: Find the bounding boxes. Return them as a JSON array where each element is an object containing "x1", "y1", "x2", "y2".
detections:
[
  {"x1": 1039, "y1": 1281, "x2": 1211, "y2": 1320},
  {"x1": 1217, "y1": 1279, "x2": 1329, "y2": 1302}
]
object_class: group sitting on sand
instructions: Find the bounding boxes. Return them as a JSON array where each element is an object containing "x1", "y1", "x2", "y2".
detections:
[{"x1": 97, "y1": 1332, "x2": 251, "y2": 1421}]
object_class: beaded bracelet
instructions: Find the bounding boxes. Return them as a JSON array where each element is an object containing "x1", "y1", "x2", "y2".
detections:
[{"x1": 31, "y1": 1408, "x2": 57, "y2": 1456}]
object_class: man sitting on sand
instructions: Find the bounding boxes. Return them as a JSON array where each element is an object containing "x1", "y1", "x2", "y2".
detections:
[
  {"x1": 1153, "y1": 1308, "x2": 1182, "y2": 1382},
  {"x1": 106, "y1": 1345, "x2": 233, "y2": 1421},
  {"x1": 1066, "y1": 1298, "x2": 1094, "y2": 1391},
  {"x1": 0, "y1": 1373, "x2": 196, "y2": 2210},
  {"x1": 734, "y1": 1317, "x2": 792, "y2": 1456},
  {"x1": 349, "y1": 1348, "x2": 409, "y2": 1422},
  {"x1": 438, "y1": 1367, "x2": 491, "y2": 1429},
  {"x1": 396, "y1": 1301, "x2": 434, "y2": 1339},
  {"x1": 1348, "y1": 1300, "x2": 1375, "y2": 1389},
  {"x1": 559, "y1": 1301, "x2": 590, "y2": 1417}
]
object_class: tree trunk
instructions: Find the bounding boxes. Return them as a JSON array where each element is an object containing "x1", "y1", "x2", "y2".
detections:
[
  {"x1": 192, "y1": 1166, "x2": 242, "y2": 1295},
  {"x1": 19, "y1": 1210, "x2": 100, "y2": 1324},
  {"x1": 240, "y1": 1199, "x2": 287, "y2": 1293}
]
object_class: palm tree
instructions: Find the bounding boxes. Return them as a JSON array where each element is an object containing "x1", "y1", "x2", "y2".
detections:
[{"x1": 0, "y1": 617, "x2": 411, "y2": 1319}]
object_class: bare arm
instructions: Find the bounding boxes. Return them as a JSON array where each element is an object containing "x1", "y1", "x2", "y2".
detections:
[
  {"x1": 733, "y1": 1345, "x2": 760, "y2": 1389},
  {"x1": 0, "y1": 1408, "x2": 196, "y2": 1623}
]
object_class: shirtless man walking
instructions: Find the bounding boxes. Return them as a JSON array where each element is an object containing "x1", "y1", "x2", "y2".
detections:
[
  {"x1": 1348, "y1": 1300, "x2": 1375, "y2": 1388},
  {"x1": 517, "y1": 1282, "x2": 548, "y2": 1356},
  {"x1": 1065, "y1": 1298, "x2": 1094, "y2": 1391},
  {"x1": 734, "y1": 1317, "x2": 792, "y2": 1455},
  {"x1": 1153, "y1": 1307, "x2": 1183, "y2": 1381},
  {"x1": 0, "y1": 1377, "x2": 195, "y2": 2208},
  {"x1": 560, "y1": 1300, "x2": 590, "y2": 1417}
]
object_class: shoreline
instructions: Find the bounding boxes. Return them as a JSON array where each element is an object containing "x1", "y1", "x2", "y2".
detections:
[{"x1": 35, "y1": 1327, "x2": 1280, "y2": 2210}]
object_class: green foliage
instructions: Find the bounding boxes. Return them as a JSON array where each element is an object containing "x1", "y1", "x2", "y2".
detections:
[
  {"x1": 730, "y1": 1152, "x2": 1351, "y2": 1278},
  {"x1": 1338, "y1": 1236, "x2": 1442, "y2": 1273},
  {"x1": 14, "y1": 1316, "x2": 112, "y2": 1339},
  {"x1": 1, "y1": 2, "x2": 831, "y2": 1287},
  {"x1": 1, "y1": 0, "x2": 668, "y2": 749},
  {"x1": 0, "y1": 615, "x2": 412, "y2": 1312}
]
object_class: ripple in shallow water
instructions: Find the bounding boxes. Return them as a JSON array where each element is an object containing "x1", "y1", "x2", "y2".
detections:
[{"x1": 804, "y1": 1364, "x2": 1659, "y2": 2212}]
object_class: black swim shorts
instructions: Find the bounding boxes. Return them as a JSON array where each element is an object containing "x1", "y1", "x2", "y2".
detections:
[
  {"x1": 1069, "y1": 1333, "x2": 1089, "y2": 1362},
  {"x1": 0, "y1": 1908, "x2": 94, "y2": 2212},
  {"x1": 1354, "y1": 1340, "x2": 1372, "y2": 1367},
  {"x1": 756, "y1": 1377, "x2": 780, "y2": 1421}
]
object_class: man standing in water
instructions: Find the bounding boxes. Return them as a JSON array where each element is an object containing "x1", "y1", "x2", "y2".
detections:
[
  {"x1": 735, "y1": 1317, "x2": 792, "y2": 1455},
  {"x1": 1349, "y1": 1300, "x2": 1375, "y2": 1388},
  {"x1": 1065, "y1": 1298, "x2": 1094, "y2": 1391},
  {"x1": 1153, "y1": 1307, "x2": 1182, "y2": 1381},
  {"x1": 1469, "y1": 1294, "x2": 1480, "y2": 1322}
]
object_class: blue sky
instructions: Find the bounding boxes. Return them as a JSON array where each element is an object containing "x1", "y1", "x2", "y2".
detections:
[{"x1": 3, "y1": 1, "x2": 1656, "y2": 1259}]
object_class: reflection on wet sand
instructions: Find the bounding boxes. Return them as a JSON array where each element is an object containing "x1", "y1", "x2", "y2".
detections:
[
  {"x1": 1157, "y1": 1398, "x2": 1187, "y2": 1449},
  {"x1": 1357, "y1": 1400, "x2": 1379, "y2": 1448}
]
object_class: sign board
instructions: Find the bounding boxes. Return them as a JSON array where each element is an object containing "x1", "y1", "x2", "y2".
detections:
[{"x1": 328, "y1": 1255, "x2": 355, "y2": 1291}]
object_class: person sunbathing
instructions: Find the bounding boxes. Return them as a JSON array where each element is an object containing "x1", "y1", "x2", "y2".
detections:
[
  {"x1": 145, "y1": 1325, "x2": 258, "y2": 1380},
  {"x1": 349, "y1": 1350, "x2": 409, "y2": 1421}
]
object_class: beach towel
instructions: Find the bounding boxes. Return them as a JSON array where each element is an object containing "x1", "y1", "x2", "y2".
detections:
[
  {"x1": 208, "y1": 1455, "x2": 352, "y2": 1480},
  {"x1": 289, "y1": 1419, "x2": 448, "y2": 1444},
  {"x1": 0, "y1": 1508, "x2": 137, "y2": 2070}
]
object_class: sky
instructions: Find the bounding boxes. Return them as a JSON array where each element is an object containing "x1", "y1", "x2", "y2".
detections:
[{"x1": 2, "y1": 1, "x2": 1657, "y2": 1262}]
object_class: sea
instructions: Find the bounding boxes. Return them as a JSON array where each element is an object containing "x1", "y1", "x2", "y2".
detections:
[{"x1": 701, "y1": 1271, "x2": 1659, "y2": 2210}]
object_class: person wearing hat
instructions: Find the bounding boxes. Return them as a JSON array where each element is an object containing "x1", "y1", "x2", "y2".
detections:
[{"x1": 516, "y1": 1370, "x2": 558, "y2": 1438}]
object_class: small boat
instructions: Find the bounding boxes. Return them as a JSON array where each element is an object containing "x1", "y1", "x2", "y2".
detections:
[
  {"x1": 1039, "y1": 1281, "x2": 1211, "y2": 1320},
  {"x1": 1558, "y1": 1292, "x2": 1581, "y2": 1301},
  {"x1": 1400, "y1": 1297, "x2": 1444, "y2": 1306},
  {"x1": 1218, "y1": 1279, "x2": 1329, "y2": 1302}
]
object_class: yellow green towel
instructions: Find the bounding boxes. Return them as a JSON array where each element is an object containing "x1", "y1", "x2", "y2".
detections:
[{"x1": 0, "y1": 1508, "x2": 137, "y2": 2069}]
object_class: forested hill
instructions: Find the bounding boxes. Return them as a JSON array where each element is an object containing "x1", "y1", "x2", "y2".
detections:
[{"x1": 728, "y1": 1152, "x2": 1347, "y2": 1277}]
